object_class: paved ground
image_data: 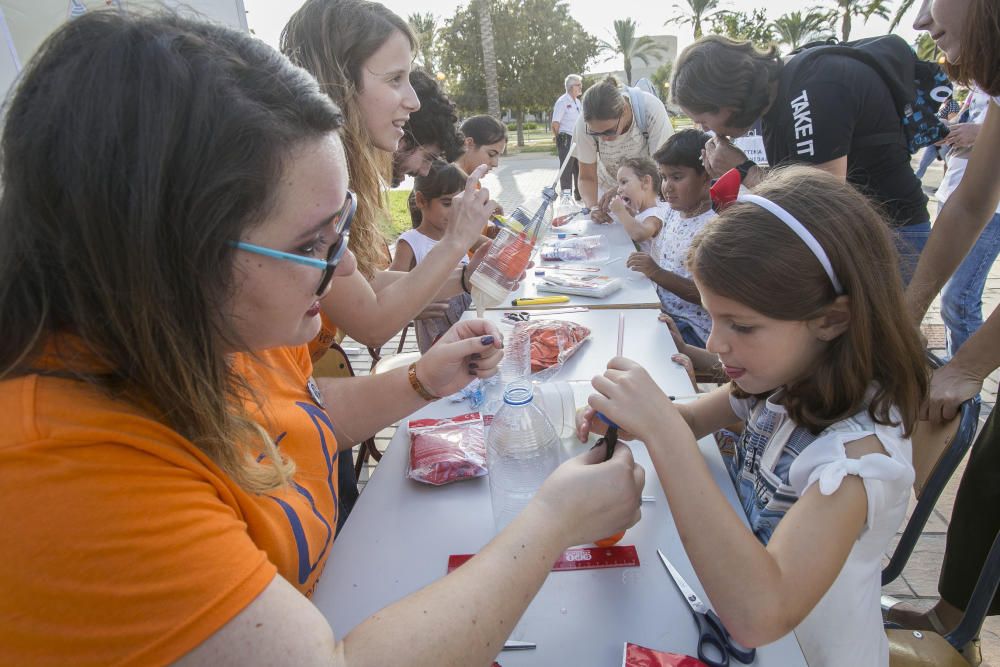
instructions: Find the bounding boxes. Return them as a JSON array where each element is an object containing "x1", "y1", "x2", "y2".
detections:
[{"x1": 348, "y1": 151, "x2": 1000, "y2": 664}]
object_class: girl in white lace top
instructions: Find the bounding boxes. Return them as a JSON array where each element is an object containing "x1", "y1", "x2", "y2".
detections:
[{"x1": 579, "y1": 165, "x2": 928, "y2": 666}]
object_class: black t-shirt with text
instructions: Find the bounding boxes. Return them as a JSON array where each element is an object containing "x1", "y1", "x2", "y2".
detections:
[{"x1": 762, "y1": 54, "x2": 928, "y2": 227}]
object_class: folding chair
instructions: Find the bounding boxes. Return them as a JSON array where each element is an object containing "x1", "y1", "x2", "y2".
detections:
[
  {"x1": 367, "y1": 321, "x2": 414, "y2": 373},
  {"x1": 882, "y1": 352, "x2": 981, "y2": 587},
  {"x1": 888, "y1": 531, "x2": 1000, "y2": 666}
]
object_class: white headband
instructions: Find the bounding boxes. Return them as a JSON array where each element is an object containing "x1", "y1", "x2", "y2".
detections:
[{"x1": 737, "y1": 194, "x2": 844, "y2": 295}]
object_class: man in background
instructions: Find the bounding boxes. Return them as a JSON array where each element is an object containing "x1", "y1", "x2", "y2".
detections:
[{"x1": 552, "y1": 73, "x2": 582, "y2": 200}]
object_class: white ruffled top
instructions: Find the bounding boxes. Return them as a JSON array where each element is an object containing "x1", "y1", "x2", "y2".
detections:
[{"x1": 730, "y1": 392, "x2": 914, "y2": 666}]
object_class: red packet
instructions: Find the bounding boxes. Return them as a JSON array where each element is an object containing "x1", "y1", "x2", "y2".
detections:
[
  {"x1": 623, "y1": 642, "x2": 709, "y2": 667},
  {"x1": 407, "y1": 412, "x2": 486, "y2": 486}
]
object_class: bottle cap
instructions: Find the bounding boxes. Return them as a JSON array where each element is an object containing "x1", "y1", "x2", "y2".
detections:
[
  {"x1": 534, "y1": 269, "x2": 546, "y2": 276},
  {"x1": 557, "y1": 233, "x2": 566, "y2": 239}
]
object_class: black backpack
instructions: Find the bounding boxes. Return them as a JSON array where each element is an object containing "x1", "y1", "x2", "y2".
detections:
[{"x1": 785, "y1": 35, "x2": 953, "y2": 154}]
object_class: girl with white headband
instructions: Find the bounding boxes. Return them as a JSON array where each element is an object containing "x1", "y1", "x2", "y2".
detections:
[{"x1": 578, "y1": 165, "x2": 928, "y2": 666}]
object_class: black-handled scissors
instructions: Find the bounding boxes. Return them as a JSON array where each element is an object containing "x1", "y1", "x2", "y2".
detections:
[{"x1": 657, "y1": 549, "x2": 756, "y2": 666}]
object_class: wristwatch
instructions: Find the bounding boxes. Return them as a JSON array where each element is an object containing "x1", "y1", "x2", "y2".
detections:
[{"x1": 735, "y1": 159, "x2": 757, "y2": 181}]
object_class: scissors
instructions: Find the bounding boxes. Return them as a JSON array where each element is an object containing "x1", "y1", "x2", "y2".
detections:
[{"x1": 657, "y1": 549, "x2": 756, "y2": 666}]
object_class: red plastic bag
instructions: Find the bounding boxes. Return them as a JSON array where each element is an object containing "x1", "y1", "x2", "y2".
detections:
[
  {"x1": 623, "y1": 642, "x2": 709, "y2": 667},
  {"x1": 523, "y1": 319, "x2": 590, "y2": 375},
  {"x1": 407, "y1": 412, "x2": 487, "y2": 486}
]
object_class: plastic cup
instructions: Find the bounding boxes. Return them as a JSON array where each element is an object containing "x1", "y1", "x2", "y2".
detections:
[{"x1": 531, "y1": 381, "x2": 578, "y2": 440}]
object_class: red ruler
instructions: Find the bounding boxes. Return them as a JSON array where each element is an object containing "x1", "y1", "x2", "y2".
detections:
[{"x1": 448, "y1": 545, "x2": 640, "y2": 573}]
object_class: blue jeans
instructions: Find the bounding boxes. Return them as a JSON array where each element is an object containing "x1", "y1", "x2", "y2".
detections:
[
  {"x1": 941, "y1": 212, "x2": 1000, "y2": 356},
  {"x1": 673, "y1": 316, "x2": 707, "y2": 348},
  {"x1": 894, "y1": 221, "x2": 931, "y2": 286},
  {"x1": 915, "y1": 145, "x2": 939, "y2": 180}
]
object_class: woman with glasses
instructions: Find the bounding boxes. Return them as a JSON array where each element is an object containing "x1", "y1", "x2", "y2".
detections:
[
  {"x1": 281, "y1": 0, "x2": 496, "y2": 352},
  {"x1": 575, "y1": 76, "x2": 674, "y2": 224},
  {"x1": 0, "y1": 11, "x2": 644, "y2": 666}
]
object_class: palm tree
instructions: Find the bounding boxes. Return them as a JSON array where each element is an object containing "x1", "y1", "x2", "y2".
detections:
[
  {"x1": 598, "y1": 18, "x2": 668, "y2": 86},
  {"x1": 666, "y1": 0, "x2": 723, "y2": 39},
  {"x1": 407, "y1": 12, "x2": 437, "y2": 73},
  {"x1": 822, "y1": 0, "x2": 892, "y2": 42},
  {"x1": 914, "y1": 32, "x2": 939, "y2": 61},
  {"x1": 476, "y1": 0, "x2": 501, "y2": 119},
  {"x1": 889, "y1": 0, "x2": 915, "y2": 31},
  {"x1": 771, "y1": 10, "x2": 833, "y2": 51}
]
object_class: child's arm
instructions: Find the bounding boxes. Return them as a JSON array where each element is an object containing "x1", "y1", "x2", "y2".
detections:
[
  {"x1": 387, "y1": 239, "x2": 416, "y2": 272},
  {"x1": 658, "y1": 313, "x2": 721, "y2": 375},
  {"x1": 591, "y1": 358, "x2": 881, "y2": 648},
  {"x1": 626, "y1": 252, "x2": 702, "y2": 305},
  {"x1": 610, "y1": 197, "x2": 662, "y2": 244}
]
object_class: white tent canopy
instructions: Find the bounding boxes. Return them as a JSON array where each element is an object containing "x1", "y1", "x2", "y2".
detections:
[{"x1": 0, "y1": 0, "x2": 248, "y2": 97}]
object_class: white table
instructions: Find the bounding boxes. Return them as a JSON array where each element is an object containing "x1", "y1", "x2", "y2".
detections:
[
  {"x1": 489, "y1": 218, "x2": 661, "y2": 310},
  {"x1": 312, "y1": 310, "x2": 807, "y2": 666}
]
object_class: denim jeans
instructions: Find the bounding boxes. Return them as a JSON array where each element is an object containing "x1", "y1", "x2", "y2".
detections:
[
  {"x1": 914, "y1": 145, "x2": 939, "y2": 180},
  {"x1": 941, "y1": 212, "x2": 1000, "y2": 356},
  {"x1": 673, "y1": 316, "x2": 707, "y2": 349},
  {"x1": 893, "y1": 221, "x2": 931, "y2": 286}
]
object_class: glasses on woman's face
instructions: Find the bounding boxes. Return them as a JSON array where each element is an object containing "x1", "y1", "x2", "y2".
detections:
[
  {"x1": 585, "y1": 107, "x2": 624, "y2": 138},
  {"x1": 233, "y1": 190, "x2": 356, "y2": 296}
]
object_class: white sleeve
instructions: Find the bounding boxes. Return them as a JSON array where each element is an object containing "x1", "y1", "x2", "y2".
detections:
[
  {"x1": 644, "y1": 94, "x2": 674, "y2": 156},
  {"x1": 788, "y1": 430, "x2": 914, "y2": 531},
  {"x1": 574, "y1": 114, "x2": 597, "y2": 165},
  {"x1": 552, "y1": 96, "x2": 566, "y2": 125}
]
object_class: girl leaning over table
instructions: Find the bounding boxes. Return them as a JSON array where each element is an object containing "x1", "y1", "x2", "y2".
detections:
[
  {"x1": 580, "y1": 166, "x2": 928, "y2": 666},
  {"x1": 0, "y1": 12, "x2": 644, "y2": 666}
]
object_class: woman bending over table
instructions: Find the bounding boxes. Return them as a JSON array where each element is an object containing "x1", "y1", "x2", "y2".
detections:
[{"x1": 0, "y1": 12, "x2": 644, "y2": 665}]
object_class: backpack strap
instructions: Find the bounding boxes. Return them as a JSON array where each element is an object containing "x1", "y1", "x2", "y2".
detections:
[{"x1": 625, "y1": 87, "x2": 649, "y2": 141}]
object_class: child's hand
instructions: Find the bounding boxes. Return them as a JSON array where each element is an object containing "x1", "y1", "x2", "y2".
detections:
[
  {"x1": 576, "y1": 404, "x2": 640, "y2": 443},
  {"x1": 626, "y1": 252, "x2": 659, "y2": 278},
  {"x1": 586, "y1": 357, "x2": 678, "y2": 444},
  {"x1": 658, "y1": 312, "x2": 688, "y2": 356},
  {"x1": 446, "y1": 164, "x2": 497, "y2": 248},
  {"x1": 672, "y1": 353, "x2": 698, "y2": 387},
  {"x1": 609, "y1": 195, "x2": 629, "y2": 217}
]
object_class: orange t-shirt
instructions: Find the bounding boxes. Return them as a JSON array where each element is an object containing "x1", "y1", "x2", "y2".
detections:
[
  {"x1": 308, "y1": 310, "x2": 340, "y2": 363},
  {"x1": 0, "y1": 345, "x2": 341, "y2": 666}
]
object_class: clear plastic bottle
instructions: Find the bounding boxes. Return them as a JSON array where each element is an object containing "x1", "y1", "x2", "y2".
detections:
[
  {"x1": 486, "y1": 380, "x2": 561, "y2": 532},
  {"x1": 552, "y1": 189, "x2": 576, "y2": 227},
  {"x1": 469, "y1": 195, "x2": 554, "y2": 316}
]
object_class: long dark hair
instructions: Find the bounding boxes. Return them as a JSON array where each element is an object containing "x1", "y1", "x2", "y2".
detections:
[
  {"x1": 0, "y1": 11, "x2": 344, "y2": 492},
  {"x1": 689, "y1": 166, "x2": 927, "y2": 435},
  {"x1": 672, "y1": 35, "x2": 782, "y2": 130}
]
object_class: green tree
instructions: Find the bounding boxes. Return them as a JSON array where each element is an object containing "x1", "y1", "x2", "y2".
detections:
[
  {"x1": 666, "y1": 0, "x2": 723, "y2": 39},
  {"x1": 439, "y1": 0, "x2": 598, "y2": 145},
  {"x1": 475, "y1": 0, "x2": 501, "y2": 119},
  {"x1": 709, "y1": 9, "x2": 775, "y2": 49},
  {"x1": 889, "y1": 0, "x2": 915, "y2": 31},
  {"x1": 771, "y1": 10, "x2": 833, "y2": 51},
  {"x1": 598, "y1": 18, "x2": 669, "y2": 86},
  {"x1": 914, "y1": 32, "x2": 939, "y2": 61},
  {"x1": 820, "y1": 0, "x2": 892, "y2": 42},
  {"x1": 407, "y1": 12, "x2": 438, "y2": 73},
  {"x1": 649, "y1": 62, "x2": 673, "y2": 103}
]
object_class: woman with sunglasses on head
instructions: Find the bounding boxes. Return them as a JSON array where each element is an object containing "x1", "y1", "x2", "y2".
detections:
[
  {"x1": 281, "y1": 0, "x2": 497, "y2": 351},
  {"x1": 0, "y1": 11, "x2": 644, "y2": 666},
  {"x1": 576, "y1": 76, "x2": 674, "y2": 224},
  {"x1": 889, "y1": 0, "x2": 1000, "y2": 658}
]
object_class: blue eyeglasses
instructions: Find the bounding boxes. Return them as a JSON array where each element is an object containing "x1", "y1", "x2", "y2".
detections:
[{"x1": 234, "y1": 189, "x2": 356, "y2": 296}]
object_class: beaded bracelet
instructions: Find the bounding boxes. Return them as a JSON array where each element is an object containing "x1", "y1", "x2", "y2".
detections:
[{"x1": 407, "y1": 362, "x2": 439, "y2": 401}]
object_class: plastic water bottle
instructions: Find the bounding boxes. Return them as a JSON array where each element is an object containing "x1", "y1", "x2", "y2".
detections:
[
  {"x1": 486, "y1": 380, "x2": 561, "y2": 532},
  {"x1": 469, "y1": 195, "x2": 554, "y2": 317},
  {"x1": 482, "y1": 321, "x2": 532, "y2": 416},
  {"x1": 552, "y1": 189, "x2": 576, "y2": 227}
]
